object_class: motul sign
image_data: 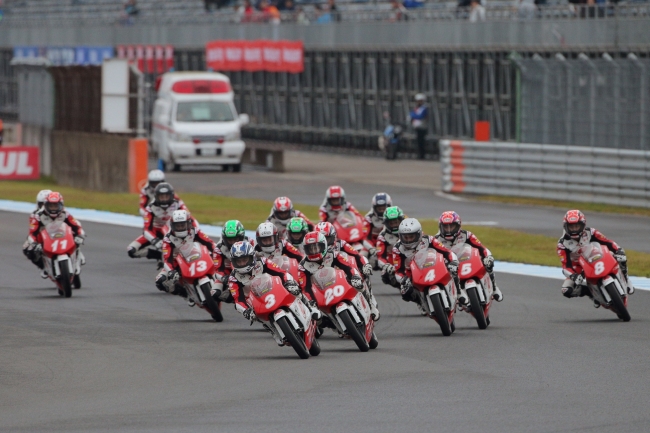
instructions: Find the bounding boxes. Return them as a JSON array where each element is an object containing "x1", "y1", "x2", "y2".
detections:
[{"x1": 0, "y1": 147, "x2": 39, "y2": 179}]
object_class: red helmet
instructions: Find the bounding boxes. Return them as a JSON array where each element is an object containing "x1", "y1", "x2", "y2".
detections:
[
  {"x1": 272, "y1": 196, "x2": 293, "y2": 223},
  {"x1": 325, "y1": 185, "x2": 345, "y2": 211},
  {"x1": 45, "y1": 192, "x2": 64, "y2": 219},
  {"x1": 439, "y1": 211, "x2": 461, "y2": 241},
  {"x1": 563, "y1": 210, "x2": 586, "y2": 239},
  {"x1": 315, "y1": 221, "x2": 337, "y2": 249},
  {"x1": 303, "y1": 231, "x2": 327, "y2": 262}
]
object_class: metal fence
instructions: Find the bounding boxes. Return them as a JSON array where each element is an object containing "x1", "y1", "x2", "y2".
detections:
[
  {"x1": 174, "y1": 49, "x2": 516, "y2": 153},
  {"x1": 440, "y1": 139, "x2": 650, "y2": 207},
  {"x1": 517, "y1": 55, "x2": 650, "y2": 150},
  {"x1": 0, "y1": 49, "x2": 18, "y2": 122}
]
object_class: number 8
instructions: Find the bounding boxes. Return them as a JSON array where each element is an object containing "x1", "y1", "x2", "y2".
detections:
[{"x1": 594, "y1": 261, "x2": 605, "y2": 275}]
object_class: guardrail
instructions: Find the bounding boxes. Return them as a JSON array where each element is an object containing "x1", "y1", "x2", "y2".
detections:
[{"x1": 440, "y1": 140, "x2": 650, "y2": 208}]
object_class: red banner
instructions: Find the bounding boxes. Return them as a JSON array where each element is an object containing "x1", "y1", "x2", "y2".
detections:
[
  {"x1": 117, "y1": 44, "x2": 174, "y2": 74},
  {"x1": 206, "y1": 40, "x2": 304, "y2": 73},
  {"x1": 0, "y1": 147, "x2": 39, "y2": 180}
]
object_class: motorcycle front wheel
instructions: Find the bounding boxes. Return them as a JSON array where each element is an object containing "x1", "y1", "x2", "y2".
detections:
[
  {"x1": 309, "y1": 338, "x2": 321, "y2": 356},
  {"x1": 58, "y1": 261, "x2": 73, "y2": 298},
  {"x1": 467, "y1": 287, "x2": 488, "y2": 329},
  {"x1": 431, "y1": 293, "x2": 452, "y2": 336},
  {"x1": 200, "y1": 283, "x2": 224, "y2": 322},
  {"x1": 277, "y1": 316, "x2": 310, "y2": 359},
  {"x1": 339, "y1": 310, "x2": 369, "y2": 352},
  {"x1": 605, "y1": 283, "x2": 631, "y2": 322}
]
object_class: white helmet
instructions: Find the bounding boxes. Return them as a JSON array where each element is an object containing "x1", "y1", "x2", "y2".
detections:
[
  {"x1": 148, "y1": 169, "x2": 165, "y2": 188},
  {"x1": 398, "y1": 218, "x2": 422, "y2": 250},
  {"x1": 256, "y1": 221, "x2": 278, "y2": 254},
  {"x1": 171, "y1": 209, "x2": 191, "y2": 239},
  {"x1": 415, "y1": 93, "x2": 426, "y2": 102},
  {"x1": 36, "y1": 189, "x2": 52, "y2": 208}
]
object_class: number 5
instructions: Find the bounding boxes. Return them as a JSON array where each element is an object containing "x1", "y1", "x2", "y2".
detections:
[{"x1": 461, "y1": 263, "x2": 472, "y2": 276}]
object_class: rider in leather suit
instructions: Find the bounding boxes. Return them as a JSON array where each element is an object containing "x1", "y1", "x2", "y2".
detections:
[{"x1": 557, "y1": 210, "x2": 635, "y2": 307}]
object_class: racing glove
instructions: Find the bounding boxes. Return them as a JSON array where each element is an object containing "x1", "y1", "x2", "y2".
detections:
[
  {"x1": 570, "y1": 273, "x2": 585, "y2": 287},
  {"x1": 168, "y1": 269, "x2": 180, "y2": 283},
  {"x1": 350, "y1": 275, "x2": 364, "y2": 290},
  {"x1": 447, "y1": 260, "x2": 459, "y2": 276},
  {"x1": 284, "y1": 280, "x2": 301, "y2": 296},
  {"x1": 483, "y1": 255, "x2": 495, "y2": 273},
  {"x1": 362, "y1": 263, "x2": 373, "y2": 278},
  {"x1": 400, "y1": 278, "x2": 414, "y2": 300},
  {"x1": 74, "y1": 236, "x2": 85, "y2": 246},
  {"x1": 152, "y1": 239, "x2": 163, "y2": 250},
  {"x1": 382, "y1": 264, "x2": 395, "y2": 275},
  {"x1": 614, "y1": 249, "x2": 627, "y2": 263},
  {"x1": 243, "y1": 308, "x2": 257, "y2": 324}
]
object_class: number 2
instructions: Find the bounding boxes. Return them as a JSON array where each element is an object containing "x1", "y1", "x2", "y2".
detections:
[
  {"x1": 265, "y1": 294, "x2": 276, "y2": 309},
  {"x1": 594, "y1": 261, "x2": 605, "y2": 275},
  {"x1": 350, "y1": 228, "x2": 360, "y2": 240}
]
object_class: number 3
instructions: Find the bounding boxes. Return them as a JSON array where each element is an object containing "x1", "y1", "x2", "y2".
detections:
[
  {"x1": 594, "y1": 261, "x2": 605, "y2": 275},
  {"x1": 265, "y1": 294, "x2": 276, "y2": 309}
]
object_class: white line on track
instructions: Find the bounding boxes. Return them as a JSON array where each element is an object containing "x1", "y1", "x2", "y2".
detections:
[{"x1": 1, "y1": 199, "x2": 647, "y2": 290}]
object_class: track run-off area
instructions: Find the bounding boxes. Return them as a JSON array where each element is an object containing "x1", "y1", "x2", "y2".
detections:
[{"x1": 1, "y1": 203, "x2": 649, "y2": 433}]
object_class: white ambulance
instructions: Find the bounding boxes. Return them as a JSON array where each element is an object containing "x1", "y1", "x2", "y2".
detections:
[{"x1": 152, "y1": 72, "x2": 249, "y2": 172}]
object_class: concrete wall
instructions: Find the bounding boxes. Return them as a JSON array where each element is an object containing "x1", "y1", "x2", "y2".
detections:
[
  {"x1": 51, "y1": 131, "x2": 130, "y2": 192},
  {"x1": 1, "y1": 19, "x2": 650, "y2": 50}
]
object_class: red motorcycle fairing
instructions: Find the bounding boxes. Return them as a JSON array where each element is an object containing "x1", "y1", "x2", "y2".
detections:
[
  {"x1": 311, "y1": 267, "x2": 375, "y2": 344},
  {"x1": 176, "y1": 243, "x2": 214, "y2": 281},
  {"x1": 269, "y1": 255, "x2": 300, "y2": 281},
  {"x1": 578, "y1": 243, "x2": 629, "y2": 317},
  {"x1": 453, "y1": 243, "x2": 493, "y2": 328},
  {"x1": 334, "y1": 211, "x2": 371, "y2": 256},
  {"x1": 41, "y1": 222, "x2": 76, "y2": 258},
  {"x1": 248, "y1": 273, "x2": 317, "y2": 353},
  {"x1": 409, "y1": 248, "x2": 457, "y2": 335}
]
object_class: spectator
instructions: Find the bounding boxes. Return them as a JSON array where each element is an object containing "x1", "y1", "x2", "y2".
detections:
[
  {"x1": 409, "y1": 93, "x2": 429, "y2": 160},
  {"x1": 296, "y1": 5, "x2": 310, "y2": 24},
  {"x1": 314, "y1": 4, "x2": 332, "y2": 23},
  {"x1": 328, "y1": 0, "x2": 341, "y2": 22},
  {"x1": 516, "y1": 0, "x2": 536, "y2": 19},
  {"x1": 389, "y1": 0, "x2": 407, "y2": 21},
  {"x1": 469, "y1": 0, "x2": 486, "y2": 21},
  {"x1": 280, "y1": 0, "x2": 295, "y2": 11},
  {"x1": 235, "y1": 0, "x2": 255, "y2": 21},
  {"x1": 124, "y1": 0, "x2": 139, "y2": 16},
  {"x1": 260, "y1": 0, "x2": 281, "y2": 23}
]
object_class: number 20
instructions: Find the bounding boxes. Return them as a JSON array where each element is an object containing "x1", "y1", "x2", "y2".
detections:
[{"x1": 324, "y1": 285, "x2": 345, "y2": 305}]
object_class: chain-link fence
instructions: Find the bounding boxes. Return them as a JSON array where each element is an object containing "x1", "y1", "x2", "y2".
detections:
[{"x1": 518, "y1": 55, "x2": 650, "y2": 150}]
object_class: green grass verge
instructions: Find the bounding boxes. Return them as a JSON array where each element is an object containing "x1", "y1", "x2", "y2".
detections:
[
  {"x1": 2, "y1": 180, "x2": 649, "y2": 277},
  {"x1": 475, "y1": 195, "x2": 650, "y2": 218}
]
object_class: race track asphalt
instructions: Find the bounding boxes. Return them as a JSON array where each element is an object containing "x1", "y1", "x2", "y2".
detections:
[
  {"x1": 165, "y1": 153, "x2": 650, "y2": 253},
  {"x1": 1, "y1": 210, "x2": 649, "y2": 433}
]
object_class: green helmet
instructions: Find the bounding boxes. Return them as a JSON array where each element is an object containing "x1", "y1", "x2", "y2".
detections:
[
  {"x1": 383, "y1": 206, "x2": 405, "y2": 234},
  {"x1": 286, "y1": 217, "x2": 309, "y2": 245},
  {"x1": 222, "y1": 220, "x2": 245, "y2": 247}
]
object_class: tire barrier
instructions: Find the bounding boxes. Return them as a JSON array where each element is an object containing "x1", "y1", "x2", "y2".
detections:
[{"x1": 440, "y1": 139, "x2": 650, "y2": 208}]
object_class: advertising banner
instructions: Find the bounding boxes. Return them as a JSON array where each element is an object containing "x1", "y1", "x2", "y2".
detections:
[
  {"x1": 0, "y1": 147, "x2": 40, "y2": 180},
  {"x1": 13, "y1": 46, "x2": 113, "y2": 66},
  {"x1": 116, "y1": 44, "x2": 174, "y2": 74},
  {"x1": 206, "y1": 40, "x2": 304, "y2": 73}
]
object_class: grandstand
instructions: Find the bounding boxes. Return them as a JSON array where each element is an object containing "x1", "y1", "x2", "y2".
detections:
[{"x1": 2, "y1": 0, "x2": 648, "y2": 26}]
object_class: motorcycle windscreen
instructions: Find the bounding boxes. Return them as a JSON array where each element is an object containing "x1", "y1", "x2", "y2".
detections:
[
  {"x1": 45, "y1": 220, "x2": 68, "y2": 239},
  {"x1": 414, "y1": 248, "x2": 438, "y2": 269},
  {"x1": 310, "y1": 267, "x2": 338, "y2": 291},
  {"x1": 580, "y1": 242, "x2": 605, "y2": 264},
  {"x1": 336, "y1": 211, "x2": 359, "y2": 229},
  {"x1": 178, "y1": 242, "x2": 203, "y2": 262},
  {"x1": 249, "y1": 273, "x2": 274, "y2": 298},
  {"x1": 270, "y1": 255, "x2": 290, "y2": 272},
  {"x1": 451, "y1": 244, "x2": 473, "y2": 263}
]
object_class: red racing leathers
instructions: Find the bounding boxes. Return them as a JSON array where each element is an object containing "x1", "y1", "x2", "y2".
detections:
[
  {"x1": 318, "y1": 201, "x2": 364, "y2": 224},
  {"x1": 254, "y1": 239, "x2": 304, "y2": 262},
  {"x1": 267, "y1": 209, "x2": 315, "y2": 239},
  {"x1": 24, "y1": 208, "x2": 86, "y2": 269},
  {"x1": 364, "y1": 210, "x2": 384, "y2": 245},
  {"x1": 376, "y1": 229, "x2": 399, "y2": 269},
  {"x1": 392, "y1": 235, "x2": 458, "y2": 289},
  {"x1": 297, "y1": 250, "x2": 362, "y2": 301},
  {"x1": 139, "y1": 184, "x2": 184, "y2": 217},
  {"x1": 128, "y1": 199, "x2": 190, "y2": 258}
]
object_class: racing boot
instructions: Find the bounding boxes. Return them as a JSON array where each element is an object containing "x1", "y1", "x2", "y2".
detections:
[
  {"x1": 489, "y1": 272, "x2": 503, "y2": 302},
  {"x1": 457, "y1": 287, "x2": 469, "y2": 309},
  {"x1": 368, "y1": 291, "x2": 380, "y2": 321},
  {"x1": 41, "y1": 269, "x2": 48, "y2": 279},
  {"x1": 415, "y1": 299, "x2": 428, "y2": 316},
  {"x1": 263, "y1": 323, "x2": 284, "y2": 346},
  {"x1": 78, "y1": 250, "x2": 86, "y2": 266},
  {"x1": 306, "y1": 298, "x2": 322, "y2": 321},
  {"x1": 593, "y1": 299, "x2": 601, "y2": 309}
]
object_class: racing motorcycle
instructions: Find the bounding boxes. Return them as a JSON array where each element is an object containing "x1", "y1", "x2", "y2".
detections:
[
  {"x1": 311, "y1": 266, "x2": 378, "y2": 352},
  {"x1": 40, "y1": 220, "x2": 82, "y2": 298},
  {"x1": 333, "y1": 211, "x2": 372, "y2": 258},
  {"x1": 452, "y1": 244, "x2": 493, "y2": 329},
  {"x1": 269, "y1": 254, "x2": 300, "y2": 281},
  {"x1": 248, "y1": 273, "x2": 320, "y2": 359},
  {"x1": 577, "y1": 242, "x2": 631, "y2": 322},
  {"x1": 409, "y1": 248, "x2": 458, "y2": 336},
  {"x1": 175, "y1": 241, "x2": 224, "y2": 322}
]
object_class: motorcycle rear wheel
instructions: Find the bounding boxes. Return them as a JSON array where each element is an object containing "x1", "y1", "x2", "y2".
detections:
[
  {"x1": 605, "y1": 283, "x2": 631, "y2": 322},
  {"x1": 467, "y1": 287, "x2": 488, "y2": 329},
  {"x1": 59, "y1": 261, "x2": 72, "y2": 298},
  {"x1": 340, "y1": 310, "x2": 369, "y2": 352},
  {"x1": 431, "y1": 293, "x2": 452, "y2": 336},
  {"x1": 200, "y1": 283, "x2": 224, "y2": 322},
  {"x1": 369, "y1": 332, "x2": 379, "y2": 349},
  {"x1": 277, "y1": 317, "x2": 310, "y2": 359}
]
